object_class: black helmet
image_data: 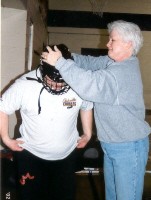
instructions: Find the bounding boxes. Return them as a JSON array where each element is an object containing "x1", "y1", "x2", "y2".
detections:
[
  {"x1": 40, "y1": 44, "x2": 73, "y2": 83},
  {"x1": 26, "y1": 44, "x2": 73, "y2": 114}
]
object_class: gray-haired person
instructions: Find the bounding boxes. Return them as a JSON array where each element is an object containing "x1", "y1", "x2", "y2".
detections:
[{"x1": 42, "y1": 20, "x2": 151, "y2": 200}]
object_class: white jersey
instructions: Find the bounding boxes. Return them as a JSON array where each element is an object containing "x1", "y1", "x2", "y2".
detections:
[{"x1": 0, "y1": 70, "x2": 93, "y2": 160}]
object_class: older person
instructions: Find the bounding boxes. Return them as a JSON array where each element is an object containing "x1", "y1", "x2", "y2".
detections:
[{"x1": 42, "y1": 20, "x2": 151, "y2": 200}]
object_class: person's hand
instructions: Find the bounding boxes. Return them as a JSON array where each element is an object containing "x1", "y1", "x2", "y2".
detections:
[
  {"x1": 77, "y1": 134, "x2": 91, "y2": 148},
  {"x1": 41, "y1": 46, "x2": 62, "y2": 66},
  {"x1": 3, "y1": 137, "x2": 24, "y2": 151}
]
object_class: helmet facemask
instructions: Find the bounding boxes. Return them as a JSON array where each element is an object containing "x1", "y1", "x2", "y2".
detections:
[{"x1": 39, "y1": 44, "x2": 73, "y2": 95}]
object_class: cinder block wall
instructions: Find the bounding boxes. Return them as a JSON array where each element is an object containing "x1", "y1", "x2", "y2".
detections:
[
  {"x1": 1, "y1": 8, "x2": 27, "y2": 149},
  {"x1": 26, "y1": 0, "x2": 48, "y2": 70}
]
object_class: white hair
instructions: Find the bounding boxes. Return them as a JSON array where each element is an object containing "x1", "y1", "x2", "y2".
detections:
[{"x1": 107, "y1": 20, "x2": 143, "y2": 55}]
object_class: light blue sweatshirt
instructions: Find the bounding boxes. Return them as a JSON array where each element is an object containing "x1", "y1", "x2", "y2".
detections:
[{"x1": 56, "y1": 54, "x2": 151, "y2": 142}]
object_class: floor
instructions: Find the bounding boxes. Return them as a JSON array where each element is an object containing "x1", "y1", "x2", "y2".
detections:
[{"x1": 76, "y1": 170, "x2": 105, "y2": 200}]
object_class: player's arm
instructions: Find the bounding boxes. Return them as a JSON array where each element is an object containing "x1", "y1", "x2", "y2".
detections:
[
  {"x1": 0, "y1": 111, "x2": 23, "y2": 151},
  {"x1": 77, "y1": 109, "x2": 93, "y2": 148}
]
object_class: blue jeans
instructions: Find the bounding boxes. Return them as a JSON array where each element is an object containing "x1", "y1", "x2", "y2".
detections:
[{"x1": 101, "y1": 137, "x2": 149, "y2": 200}]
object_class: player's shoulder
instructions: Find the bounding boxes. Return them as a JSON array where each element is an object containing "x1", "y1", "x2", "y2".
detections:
[{"x1": 20, "y1": 69, "x2": 37, "y2": 80}]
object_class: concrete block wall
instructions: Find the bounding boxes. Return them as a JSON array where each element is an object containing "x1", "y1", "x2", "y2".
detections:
[
  {"x1": 26, "y1": 0, "x2": 48, "y2": 70},
  {"x1": 1, "y1": 7, "x2": 27, "y2": 90},
  {"x1": 1, "y1": 8, "x2": 27, "y2": 149},
  {"x1": 48, "y1": 0, "x2": 151, "y2": 14}
]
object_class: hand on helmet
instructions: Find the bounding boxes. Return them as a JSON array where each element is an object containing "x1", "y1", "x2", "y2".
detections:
[{"x1": 41, "y1": 46, "x2": 62, "y2": 66}]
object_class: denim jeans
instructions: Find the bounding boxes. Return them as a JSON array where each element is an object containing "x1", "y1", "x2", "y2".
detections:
[{"x1": 101, "y1": 137, "x2": 149, "y2": 200}]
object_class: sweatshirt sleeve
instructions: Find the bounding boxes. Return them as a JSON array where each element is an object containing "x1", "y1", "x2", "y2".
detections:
[
  {"x1": 72, "y1": 53, "x2": 108, "y2": 71},
  {"x1": 56, "y1": 57, "x2": 118, "y2": 104}
]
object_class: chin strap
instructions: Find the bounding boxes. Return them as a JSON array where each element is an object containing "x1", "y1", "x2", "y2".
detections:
[
  {"x1": 38, "y1": 86, "x2": 45, "y2": 114},
  {"x1": 26, "y1": 76, "x2": 44, "y2": 114},
  {"x1": 26, "y1": 68, "x2": 70, "y2": 114},
  {"x1": 26, "y1": 66, "x2": 70, "y2": 114},
  {"x1": 26, "y1": 77, "x2": 42, "y2": 83}
]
